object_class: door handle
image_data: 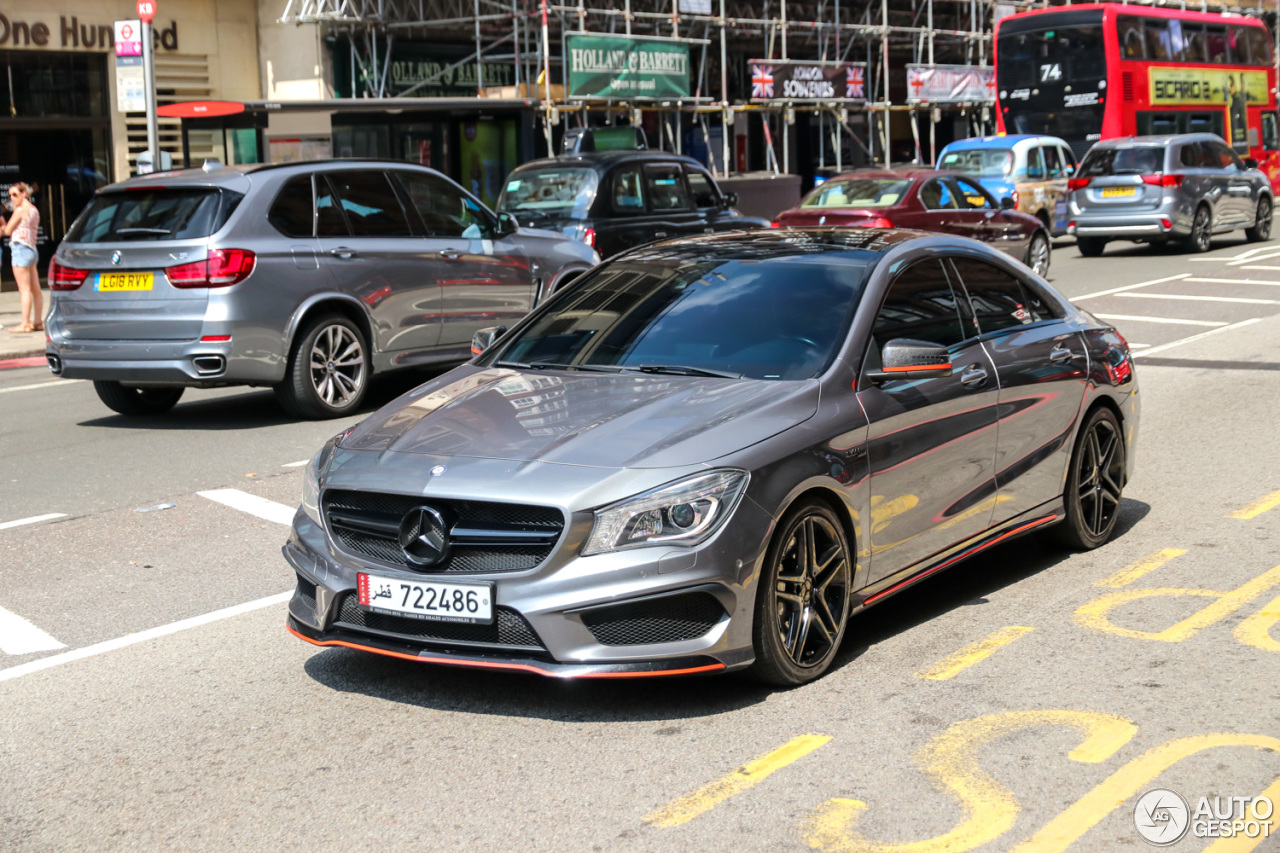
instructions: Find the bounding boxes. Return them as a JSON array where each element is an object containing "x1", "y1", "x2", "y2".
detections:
[
  {"x1": 959, "y1": 364, "x2": 988, "y2": 388},
  {"x1": 1049, "y1": 345, "x2": 1073, "y2": 364},
  {"x1": 328, "y1": 247, "x2": 357, "y2": 260},
  {"x1": 438, "y1": 249, "x2": 463, "y2": 260}
]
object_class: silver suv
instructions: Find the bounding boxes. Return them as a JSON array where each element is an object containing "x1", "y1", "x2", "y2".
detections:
[
  {"x1": 1067, "y1": 133, "x2": 1273, "y2": 256},
  {"x1": 46, "y1": 161, "x2": 599, "y2": 418}
]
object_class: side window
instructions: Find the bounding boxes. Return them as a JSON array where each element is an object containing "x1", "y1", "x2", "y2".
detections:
[
  {"x1": 327, "y1": 171, "x2": 414, "y2": 237},
  {"x1": 645, "y1": 165, "x2": 694, "y2": 211},
  {"x1": 267, "y1": 175, "x2": 314, "y2": 238},
  {"x1": 1042, "y1": 145, "x2": 1064, "y2": 179},
  {"x1": 685, "y1": 171, "x2": 720, "y2": 208},
  {"x1": 1206, "y1": 141, "x2": 1243, "y2": 170},
  {"x1": 1206, "y1": 26, "x2": 1230, "y2": 63},
  {"x1": 315, "y1": 176, "x2": 349, "y2": 237},
  {"x1": 870, "y1": 260, "x2": 968, "y2": 350},
  {"x1": 952, "y1": 177, "x2": 995, "y2": 210},
  {"x1": 919, "y1": 179, "x2": 957, "y2": 210},
  {"x1": 1179, "y1": 144, "x2": 1200, "y2": 169},
  {"x1": 612, "y1": 168, "x2": 646, "y2": 213},
  {"x1": 951, "y1": 258, "x2": 1058, "y2": 335},
  {"x1": 396, "y1": 172, "x2": 489, "y2": 238},
  {"x1": 1263, "y1": 112, "x2": 1280, "y2": 152},
  {"x1": 1144, "y1": 20, "x2": 1171, "y2": 61},
  {"x1": 1118, "y1": 16, "x2": 1145, "y2": 59},
  {"x1": 1025, "y1": 146, "x2": 1046, "y2": 180},
  {"x1": 1059, "y1": 146, "x2": 1077, "y2": 175}
]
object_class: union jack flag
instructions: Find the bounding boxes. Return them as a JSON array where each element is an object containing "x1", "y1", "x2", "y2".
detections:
[
  {"x1": 846, "y1": 66, "x2": 865, "y2": 99},
  {"x1": 751, "y1": 64, "x2": 774, "y2": 99}
]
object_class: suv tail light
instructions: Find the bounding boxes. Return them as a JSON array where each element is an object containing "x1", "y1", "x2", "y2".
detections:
[
  {"x1": 165, "y1": 249, "x2": 256, "y2": 288},
  {"x1": 1141, "y1": 173, "x2": 1185, "y2": 188},
  {"x1": 1067, "y1": 177, "x2": 1091, "y2": 191},
  {"x1": 582, "y1": 227, "x2": 596, "y2": 249},
  {"x1": 49, "y1": 259, "x2": 89, "y2": 291}
]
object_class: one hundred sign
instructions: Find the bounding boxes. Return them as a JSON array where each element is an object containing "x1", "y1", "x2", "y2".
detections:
[{"x1": 566, "y1": 35, "x2": 691, "y2": 100}]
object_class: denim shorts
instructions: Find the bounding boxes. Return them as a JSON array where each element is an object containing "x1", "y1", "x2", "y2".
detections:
[{"x1": 10, "y1": 242, "x2": 36, "y2": 269}]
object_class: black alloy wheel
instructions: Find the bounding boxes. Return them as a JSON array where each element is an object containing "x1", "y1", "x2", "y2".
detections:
[
  {"x1": 1077, "y1": 236, "x2": 1106, "y2": 257},
  {"x1": 1246, "y1": 197, "x2": 1273, "y2": 243},
  {"x1": 751, "y1": 499, "x2": 852, "y2": 686},
  {"x1": 1026, "y1": 232, "x2": 1051, "y2": 278},
  {"x1": 1053, "y1": 407, "x2": 1126, "y2": 550},
  {"x1": 275, "y1": 314, "x2": 370, "y2": 419},
  {"x1": 93, "y1": 381, "x2": 184, "y2": 416},
  {"x1": 1186, "y1": 205, "x2": 1212, "y2": 253}
]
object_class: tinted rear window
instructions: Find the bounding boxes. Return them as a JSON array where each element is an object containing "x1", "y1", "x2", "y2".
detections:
[
  {"x1": 498, "y1": 168, "x2": 598, "y2": 220},
  {"x1": 66, "y1": 188, "x2": 242, "y2": 243},
  {"x1": 1077, "y1": 146, "x2": 1165, "y2": 177}
]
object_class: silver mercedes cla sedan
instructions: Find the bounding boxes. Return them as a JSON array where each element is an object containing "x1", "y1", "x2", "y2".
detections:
[
  {"x1": 45, "y1": 161, "x2": 599, "y2": 418},
  {"x1": 285, "y1": 228, "x2": 1139, "y2": 685}
]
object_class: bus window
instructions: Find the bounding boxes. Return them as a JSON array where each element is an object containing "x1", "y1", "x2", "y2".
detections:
[
  {"x1": 1206, "y1": 26, "x2": 1230, "y2": 63},
  {"x1": 1186, "y1": 113, "x2": 1224, "y2": 137},
  {"x1": 1263, "y1": 113, "x2": 1279, "y2": 152},
  {"x1": 1168, "y1": 20, "x2": 1187, "y2": 61},
  {"x1": 1137, "y1": 112, "x2": 1179, "y2": 136},
  {"x1": 1242, "y1": 27, "x2": 1273, "y2": 66},
  {"x1": 1144, "y1": 20, "x2": 1172, "y2": 61},
  {"x1": 1182, "y1": 24, "x2": 1208, "y2": 63},
  {"x1": 1117, "y1": 16, "x2": 1145, "y2": 59}
]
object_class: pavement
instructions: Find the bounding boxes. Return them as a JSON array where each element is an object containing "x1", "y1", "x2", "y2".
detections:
[{"x1": 0, "y1": 288, "x2": 48, "y2": 360}]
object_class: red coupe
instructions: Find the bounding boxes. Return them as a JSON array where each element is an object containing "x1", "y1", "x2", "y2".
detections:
[{"x1": 774, "y1": 168, "x2": 1051, "y2": 277}]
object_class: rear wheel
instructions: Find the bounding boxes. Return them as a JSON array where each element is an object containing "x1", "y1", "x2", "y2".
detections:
[
  {"x1": 93, "y1": 381, "x2": 184, "y2": 416},
  {"x1": 1052, "y1": 407, "x2": 1126, "y2": 550},
  {"x1": 275, "y1": 315, "x2": 369, "y2": 419},
  {"x1": 1246, "y1": 197, "x2": 1273, "y2": 242},
  {"x1": 1077, "y1": 236, "x2": 1106, "y2": 257},
  {"x1": 750, "y1": 499, "x2": 852, "y2": 686},
  {"x1": 1026, "y1": 232, "x2": 1051, "y2": 277},
  {"x1": 1184, "y1": 205, "x2": 1212, "y2": 253}
]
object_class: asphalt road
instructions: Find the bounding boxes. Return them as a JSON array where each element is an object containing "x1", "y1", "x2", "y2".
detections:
[{"x1": 3, "y1": 235, "x2": 1280, "y2": 852}]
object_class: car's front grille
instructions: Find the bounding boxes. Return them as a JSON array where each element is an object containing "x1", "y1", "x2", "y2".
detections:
[
  {"x1": 323, "y1": 489, "x2": 564, "y2": 574},
  {"x1": 335, "y1": 594, "x2": 545, "y2": 650},
  {"x1": 580, "y1": 592, "x2": 725, "y2": 646}
]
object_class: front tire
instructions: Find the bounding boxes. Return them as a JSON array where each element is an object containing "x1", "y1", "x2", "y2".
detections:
[
  {"x1": 1246, "y1": 197, "x2": 1273, "y2": 242},
  {"x1": 275, "y1": 315, "x2": 370, "y2": 419},
  {"x1": 1053, "y1": 407, "x2": 1126, "y2": 551},
  {"x1": 1077, "y1": 236, "x2": 1106, "y2": 257},
  {"x1": 1026, "y1": 232, "x2": 1051, "y2": 277},
  {"x1": 1184, "y1": 205, "x2": 1212, "y2": 253},
  {"x1": 750, "y1": 499, "x2": 852, "y2": 686},
  {"x1": 93, "y1": 381, "x2": 184, "y2": 416}
]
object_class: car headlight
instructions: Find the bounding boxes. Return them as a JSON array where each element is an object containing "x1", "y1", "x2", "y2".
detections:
[
  {"x1": 582, "y1": 469, "x2": 749, "y2": 556},
  {"x1": 301, "y1": 429, "x2": 349, "y2": 528}
]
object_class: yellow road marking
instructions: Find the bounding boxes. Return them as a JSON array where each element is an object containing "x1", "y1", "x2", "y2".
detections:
[
  {"x1": 1229, "y1": 489, "x2": 1280, "y2": 520},
  {"x1": 1073, "y1": 563, "x2": 1280, "y2": 643},
  {"x1": 914, "y1": 626, "x2": 1035, "y2": 681},
  {"x1": 1010, "y1": 734, "x2": 1280, "y2": 853},
  {"x1": 1095, "y1": 548, "x2": 1187, "y2": 589},
  {"x1": 1234, "y1": 593, "x2": 1280, "y2": 653},
  {"x1": 645, "y1": 734, "x2": 831, "y2": 828},
  {"x1": 803, "y1": 710, "x2": 1137, "y2": 853}
]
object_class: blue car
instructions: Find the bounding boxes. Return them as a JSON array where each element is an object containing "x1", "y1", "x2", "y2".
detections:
[{"x1": 938, "y1": 135, "x2": 1079, "y2": 236}]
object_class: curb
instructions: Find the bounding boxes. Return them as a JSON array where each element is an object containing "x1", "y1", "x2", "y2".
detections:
[{"x1": 0, "y1": 346, "x2": 47, "y2": 361}]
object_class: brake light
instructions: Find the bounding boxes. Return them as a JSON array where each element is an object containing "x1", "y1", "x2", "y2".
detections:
[
  {"x1": 770, "y1": 220, "x2": 781, "y2": 228},
  {"x1": 165, "y1": 249, "x2": 256, "y2": 288},
  {"x1": 1160, "y1": 217, "x2": 1172, "y2": 230},
  {"x1": 49, "y1": 259, "x2": 89, "y2": 291},
  {"x1": 1141, "y1": 173, "x2": 1184, "y2": 188},
  {"x1": 582, "y1": 227, "x2": 596, "y2": 248},
  {"x1": 1067, "y1": 177, "x2": 1091, "y2": 191},
  {"x1": 1011, "y1": 189, "x2": 1020, "y2": 207},
  {"x1": 855, "y1": 217, "x2": 894, "y2": 229}
]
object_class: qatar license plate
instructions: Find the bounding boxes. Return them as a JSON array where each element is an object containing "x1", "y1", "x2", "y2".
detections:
[
  {"x1": 1101, "y1": 186, "x2": 1137, "y2": 198},
  {"x1": 96, "y1": 272, "x2": 154, "y2": 291},
  {"x1": 358, "y1": 572, "x2": 493, "y2": 624}
]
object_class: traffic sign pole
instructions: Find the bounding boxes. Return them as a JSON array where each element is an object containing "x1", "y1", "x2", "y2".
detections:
[{"x1": 138, "y1": 1, "x2": 159, "y2": 168}]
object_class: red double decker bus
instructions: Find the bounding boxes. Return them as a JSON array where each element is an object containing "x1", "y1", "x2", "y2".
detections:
[{"x1": 995, "y1": 5, "x2": 1280, "y2": 185}]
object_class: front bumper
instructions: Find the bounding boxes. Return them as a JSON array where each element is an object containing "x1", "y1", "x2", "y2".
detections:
[{"x1": 282, "y1": 489, "x2": 775, "y2": 677}]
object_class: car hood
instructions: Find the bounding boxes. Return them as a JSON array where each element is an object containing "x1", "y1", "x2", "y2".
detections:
[{"x1": 342, "y1": 365, "x2": 820, "y2": 469}]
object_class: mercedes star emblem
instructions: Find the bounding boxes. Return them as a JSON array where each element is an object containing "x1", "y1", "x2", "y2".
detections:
[{"x1": 398, "y1": 506, "x2": 450, "y2": 568}]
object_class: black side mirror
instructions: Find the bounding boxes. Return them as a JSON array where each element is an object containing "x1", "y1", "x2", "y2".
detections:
[
  {"x1": 471, "y1": 325, "x2": 507, "y2": 356},
  {"x1": 1245, "y1": 157, "x2": 1260, "y2": 170},
  {"x1": 1000, "y1": 196, "x2": 1016, "y2": 210},
  {"x1": 866, "y1": 338, "x2": 953, "y2": 384},
  {"x1": 496, "y1": 211, "x2": 520, "y2": 237},
  {"x1": 722, "y1": 191, "x2": 739, "y2": 208}
]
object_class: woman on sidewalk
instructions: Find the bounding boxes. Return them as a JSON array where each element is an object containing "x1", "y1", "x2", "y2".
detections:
[{"x1": 3, "y1": 182, "x2": 43, "y2": 334}]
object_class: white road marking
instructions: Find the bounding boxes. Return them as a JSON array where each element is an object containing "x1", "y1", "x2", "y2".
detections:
[
  {"x1": 0, "y1": 606, "x2": 66, "y2": 655},
  {"x1": 1073, "y1": 273, "x2": 1191, "y2": 301},
  {"x1": 282, "y1": 460, "x2": 311, "y2": 468},
  {"x1": 0, "y1": 592, "x2": 291, "y2": 683},
  {"x1": 0, "y1": 513, "x2": 67, "y2": 531},
  {"x1": 1186, "y1": 276, "x2": 1280, "y2": 286},
  {"x1": 1094, "y1": 313, "x2": 1228, "y2": 327},
  {"x1": 1132, "y1": 318, "x2": 1265, "y2": 358},
  {"x1": 197, "y1": 489, "x2": 297, "y2": 526},
  {"x1": 1239, "y1": 265, "x2": 1280, "y2": 271},
  {"x1": 1187, "y1": 246, "x2": 1274, "y2": 263},
  {"x1": 1117, "y1": 292, "x2": 1280, "y2": 305},
  {"x1": 1230, "y1": 249, "x2": 1280, "y2": 266},
  {"x1": 1128, "y1": 343, "x2": 1152, "y2": 349},
  {"x1": 0, "y1": 380, "x2": 84, "y2": 396}
]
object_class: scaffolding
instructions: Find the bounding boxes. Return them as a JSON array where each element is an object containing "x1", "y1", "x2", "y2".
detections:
[{"x1": 279, "y1": 0, "x2": 1280, "y2": 172}]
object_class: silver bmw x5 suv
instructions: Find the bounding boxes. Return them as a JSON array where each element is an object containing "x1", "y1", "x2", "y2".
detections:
[{"x1": 45, "y1": 161, "x2": 599, "y2": 418}]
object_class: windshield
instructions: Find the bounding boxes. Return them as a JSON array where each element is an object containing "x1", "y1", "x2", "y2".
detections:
[
  {"x1": 939, "y1": 148, "x2": 1014, "y2": 178},
  {"x1": 65, "y1": 188, "x2": 242, "y2": 243},
  {"x1": 489, "y1": 255, "x2": 869, "y2": 381},
  {"x1": 800, "y1": 178, "x2": 911, "y2": 209},
  {"x1": 1077, "y1": 146, "x2": 1165, "y2": 177},
  {"x1": 497, "y1": 168, "x2": 598, "y2": 220}
]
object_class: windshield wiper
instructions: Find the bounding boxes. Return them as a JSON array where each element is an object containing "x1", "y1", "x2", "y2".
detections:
[
  {"x1": 494, "y1": 360, "x2": 626, "y2": 373},
  {"x1": 631, "y1": 364, "x2": 745, "y2": 379},
  {"x1": 115, "y1": 227, "x2": 172, "y2": 235}
]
